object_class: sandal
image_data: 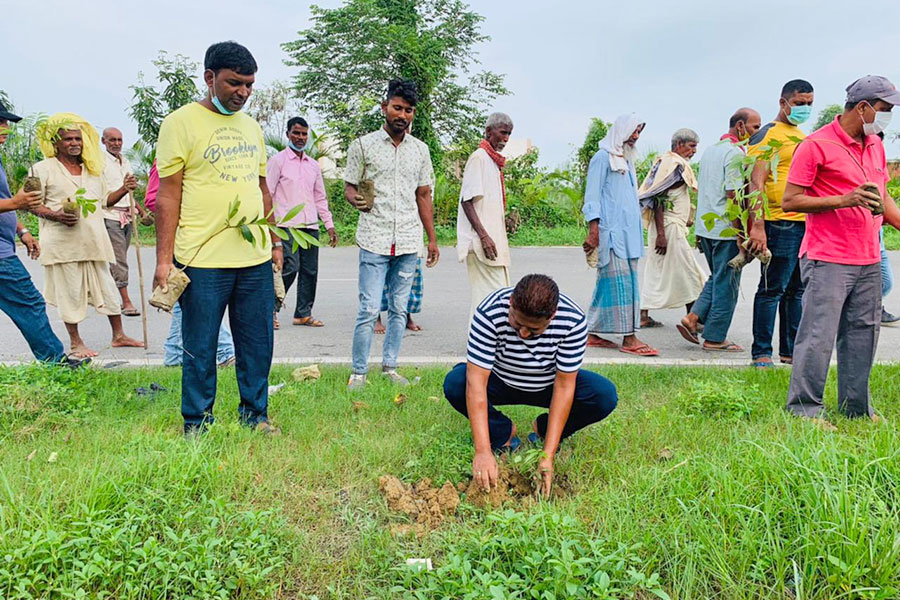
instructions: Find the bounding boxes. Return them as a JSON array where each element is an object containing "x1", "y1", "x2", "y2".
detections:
[
  {"x1": 496, "y1": 436, "x2": 522, "y2": 455},
  {"x1": 293, "y1": 316, "x2": 324, "y2": 327},
  {"x1": 780, "y1": 356, "x2": 793, "y2": 365},
  {"x1": 641, "y1": 317, "x2": 664, "y2": 328},
  {"x1": 703, "y1": 341, "x2": 743, "y2": 352},
  {"x1": 676, "y1": 323, "x2": 699, "y2": 345},
  {"x1": 752, "y1": 358, "x2": 775, "y2": 369},
  {"x1": 619, "y1": 344, "x2": 659, "y2": 357},
  {"x1": 122, "y1": 307, "x2": 141, "y2": 317}
]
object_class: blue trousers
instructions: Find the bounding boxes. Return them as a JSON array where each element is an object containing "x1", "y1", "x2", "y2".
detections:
[
  {"x1": 693, "y1": 237, "x2": 741, "y2": 343},
  {"x1": 752, "y1": 221, "x2": 805, "y2": 359},
  {"x1": 0, "y1": 255, "x2": 65, "y2": 363},
  {"x1": 351, "y1": 249, "x2": 418, "y2": 374},
  {"x1": 880, "y1": 229, "x2": 892, "y2": 298},
  {"x1": 443, "y1": 363, "x2": 617, "y2": 451},
  {"x1": 179, "y1": 261, "x2": 274, "y2": 432}
]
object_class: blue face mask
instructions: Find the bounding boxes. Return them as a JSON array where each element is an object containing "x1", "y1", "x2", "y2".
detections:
[
  {"x1": 210, "y1": 90, "x2": 237, "y2": 116},
  {"x1": 288, "y1": 139, "x2": 305, "y2": 152},
  {"x1": 786, "y1": 104, "x2": 812, "y2": 125}
]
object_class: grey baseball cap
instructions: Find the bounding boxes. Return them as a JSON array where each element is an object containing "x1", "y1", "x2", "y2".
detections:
[{"x1": 846, "y1": 75, "x2": 900, "y2": 106}]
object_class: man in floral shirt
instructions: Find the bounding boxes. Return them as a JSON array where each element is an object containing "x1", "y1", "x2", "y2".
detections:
[{"x1": 344, "y1": 79, "x2": 439, "y2": 389}]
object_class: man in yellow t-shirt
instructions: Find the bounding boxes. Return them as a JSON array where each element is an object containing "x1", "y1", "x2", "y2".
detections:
[
  {"x1": 154, "y1": 41, "x2": 282, "y2": 436},
  {"x1": 746, "y1": 79, "x2": 814, "y2": 369}
]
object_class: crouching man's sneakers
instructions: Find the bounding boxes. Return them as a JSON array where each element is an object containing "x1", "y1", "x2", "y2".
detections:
[
  {"x1": 882, "y1": 308, "x2": 900, "y2": 327},
  {"x1": 347, "y1": 373, "x2": 367, "y2": 391}
]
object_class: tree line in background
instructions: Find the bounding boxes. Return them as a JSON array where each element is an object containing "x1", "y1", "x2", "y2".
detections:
[{"x1": 2, "y1": 0, "x2": 898, "y2": 245}]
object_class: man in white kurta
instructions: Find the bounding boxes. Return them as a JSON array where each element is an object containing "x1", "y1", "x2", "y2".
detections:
[
  {"x1": 458, "y1": 113, "x2": 513, "y2": 316},
  {"x1": 31, "y1": 114, "x2": 142, "y2": 358},
  {"x1": 638, "y1": 129, "x2": 706, "y2": 326}
]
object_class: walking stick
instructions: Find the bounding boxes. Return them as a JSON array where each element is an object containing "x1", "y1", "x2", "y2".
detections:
[{"x1": 128, "y1": 190, "x2": 149, "y2": 350}]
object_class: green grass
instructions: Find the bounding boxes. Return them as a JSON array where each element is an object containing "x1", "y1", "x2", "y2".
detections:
[{"x1": 3, "y1": 363, "x2": 900, "y2": 598}]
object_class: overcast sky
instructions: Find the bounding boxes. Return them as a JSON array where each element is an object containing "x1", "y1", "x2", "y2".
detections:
[{"x1": 5, "y1": 0, "x2": 900, "y2": 166}]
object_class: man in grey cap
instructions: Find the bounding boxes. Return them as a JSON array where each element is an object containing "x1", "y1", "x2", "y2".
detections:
[{"x1": 780, "y1": 75, "x2": 900, "y2": 425}]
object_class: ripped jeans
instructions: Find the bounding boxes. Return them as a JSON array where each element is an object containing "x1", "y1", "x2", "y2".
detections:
[{"x1": 351, "y1": 248, "x2": 418, "y2": 374}]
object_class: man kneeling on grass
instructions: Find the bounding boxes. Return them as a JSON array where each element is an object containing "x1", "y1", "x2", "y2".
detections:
[{"x1": 443, "y1": 274, "x2": 618, "y2": 497}]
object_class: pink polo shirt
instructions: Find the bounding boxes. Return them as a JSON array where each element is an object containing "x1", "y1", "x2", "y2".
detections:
[
  {"x1": 786, "y1": 116, "x2": 887, "y2": 266},
  {"x1": 266, "y1": 148, "x2": 334, "y2": 230}
]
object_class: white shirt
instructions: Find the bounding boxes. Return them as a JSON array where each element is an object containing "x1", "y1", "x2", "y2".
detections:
[
  {"x1": 456, "y1": 148, "x2": 510, "y2": 267},
  {"x1": 343, "y1": 128, "x2": 434, "y2": 256},
  {"x1": 101, "y1": 151, "x2": 133, "y2": 222}
]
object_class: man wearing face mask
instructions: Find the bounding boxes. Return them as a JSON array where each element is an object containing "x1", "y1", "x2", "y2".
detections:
[
  {"x1": 746, "y1": 79, "x2": 814, "y2": 369},
  {"x1": 267, "y1": 116, "x2": 337, "y2": 330},
  {"x1": 782, "y1": 75, "x2": 900, "y2": 423},
  {"x1": 154, "y1": 41, "x2": 280, "y2": 436}
]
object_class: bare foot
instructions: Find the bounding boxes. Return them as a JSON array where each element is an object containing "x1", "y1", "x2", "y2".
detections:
[
  {"x1": 71, "y1": 343, "x2": 99, "y2": 358},
  {"x1": 374, "y1": 317, "x2": 386, "y2": 335},
  {"x1": 502, "y1": 423, "x2": 518, "y2": 448},
  {"x1": 586, "y1": 334, "x2": 618, "y2": 348},
  {"x1": 112, "y1": 334, "x2": 144, "y2": 348},
  {"x1": 406, "y1": 317, "x2": 422, "y2": 332}
]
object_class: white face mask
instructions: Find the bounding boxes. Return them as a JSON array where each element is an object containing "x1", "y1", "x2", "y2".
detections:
[{"x1": 863, "y1": 109, "x2": 892, "y2": 136}]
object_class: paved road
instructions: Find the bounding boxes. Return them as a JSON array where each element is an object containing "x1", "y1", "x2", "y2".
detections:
[{"x1": 4, "y1": 246, "x2": 900, "y2": 366}]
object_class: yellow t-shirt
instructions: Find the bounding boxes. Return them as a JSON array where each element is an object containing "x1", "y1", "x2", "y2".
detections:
[
  {"x1": 748, "y1": 121, "x2": 806, "y2": 222},
  {"x1": 156, "y1": 103, "x2": 270, "y2": 268}
]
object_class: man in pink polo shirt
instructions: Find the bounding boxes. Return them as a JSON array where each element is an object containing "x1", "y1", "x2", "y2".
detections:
[
  {"x1": 782, "y1": 75, "x2": 900, "y2": 422},
  {"x1": 267, "y1": 117, "x2": 338, "y2": 329}
]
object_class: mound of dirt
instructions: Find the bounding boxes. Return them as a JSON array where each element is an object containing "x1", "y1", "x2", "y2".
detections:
[
  {"x1": 463, "y1": 466, "x2": 537, "y2": 508},
  {"x1": 378, "y1": 475, "x2": 460, "y2": 536}
]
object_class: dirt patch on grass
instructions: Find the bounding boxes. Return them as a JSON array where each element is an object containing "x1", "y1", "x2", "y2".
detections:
[
  {"x1": 378, "y1": 475, "x2": 460, "y2": 536},
  {"x1": 462, "y1": 466, "x2": 537, "y2": 508}
]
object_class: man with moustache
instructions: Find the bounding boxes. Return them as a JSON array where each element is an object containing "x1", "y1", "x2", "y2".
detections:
[
  {"x1": 457, "y1": 112, "x2": 514, "y2": 317},
  {"x1": 154, "y1": 41, "x2": 280, "y2": 435},
  {"x1": 344, "y1": 78, "x2": 439, "y2": 390}
]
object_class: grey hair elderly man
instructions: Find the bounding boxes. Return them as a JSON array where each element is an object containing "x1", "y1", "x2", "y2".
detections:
[
  {"x1": 457, "y1": 112, "x2": 514, "y2": 316},
  {"x1": 637, "y1": 128, "x2": 706, "y2": 329}
]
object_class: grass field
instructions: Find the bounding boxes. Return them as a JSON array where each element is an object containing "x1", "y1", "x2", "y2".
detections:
[{"x1": 3, "y1": 363, "x2": 900, "y2": 599}]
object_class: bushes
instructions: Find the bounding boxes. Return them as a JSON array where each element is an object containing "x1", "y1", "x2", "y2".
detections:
[{"x1": 390, "y1": 509, "x2": 670, "y2": 599}]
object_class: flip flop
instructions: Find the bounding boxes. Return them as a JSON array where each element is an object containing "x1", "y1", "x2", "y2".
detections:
[
  {"x1": 619, "y1": 344, "x2": 659, "y2": 357},
  {"x1": 752, "y1": 359, "x2": 775, "y2": 369},
  {"x1": 495, "y1": 436, "x2": 522, "y2": 455},
  {"x1": 779, "y1": 356, "x2": 793, "y2": 365},
  {"x1": 587, "y1": 337, "x2": 619, "y2": 349},
  {"x1": 294, "y1": 317, "x2": 324, "y2": 327},
  {"x1": 122, "y1": 308, "x2": 141, "y2": 317},
  {"x1": 676, "y1": 323, "x2": 700, "y2": 345},
  {"x1": 406, "y1": 323, "x2": 423, "y2": 332},
  {"x1": 641, "y1": 317, "x2": 664, "y2": 328},
  {"x1": 703, "y1": 342, "x2": 743, "y2": 352}
]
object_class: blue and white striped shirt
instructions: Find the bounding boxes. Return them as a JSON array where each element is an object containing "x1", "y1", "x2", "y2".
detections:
[{"x1": 467, "y1": 288, "x2": 588, "y2": 391}]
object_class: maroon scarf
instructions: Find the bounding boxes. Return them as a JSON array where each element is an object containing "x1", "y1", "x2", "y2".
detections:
[{"x1": 479, "y1": 139, "x2": 507, "y2": 210}]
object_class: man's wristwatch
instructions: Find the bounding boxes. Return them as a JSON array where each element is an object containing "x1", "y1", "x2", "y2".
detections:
[
  {"x1": 16, "y1": 228, "x2": 29, "y2": 240},
  {"x1": 272, "y1": 241, "x2": 283, "y2": 249}
]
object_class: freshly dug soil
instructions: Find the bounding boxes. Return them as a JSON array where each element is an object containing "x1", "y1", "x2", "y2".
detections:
[
  {"x1": 379, "y1": 475, "x2": 460, "y2": 536},
  {"x1": 463, "y1": 466, "x2": 537, "y2": 508}
]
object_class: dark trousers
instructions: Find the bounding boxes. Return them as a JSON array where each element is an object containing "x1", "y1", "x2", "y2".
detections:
[
  {"x1": 693, "y1": 237, "x2": 741, "y2": 343},
  {"x1": 179, "y1": 260, "x2": 274, "y2": 432},
  {"x1": 442, "y1": 362, "x2": 617, "y2": 450},
  {"x1": 281, "y1": 228, "x2": 319, "y2": 319},
  {"x1": 0, "y1": 255, "x2": 65, "y2": 363},
  {"x1": 752, "y1": 221, "x2": 805, "y2": 359}
]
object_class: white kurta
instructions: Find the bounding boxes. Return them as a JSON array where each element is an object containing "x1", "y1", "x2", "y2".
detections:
[
  {"x1": 457, "y1": 148, "x2": 511, "y2": 314},
  {"x1": 641, "y1": 183, "x2": 706, "y2": 310}
]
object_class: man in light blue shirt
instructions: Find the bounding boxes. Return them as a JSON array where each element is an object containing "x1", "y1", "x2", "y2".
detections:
[
  {"x1": 581, "y1": 114, "x2": 657, "y2": 357},
  {"x1": 678, "y1": 108, "x2": 761, "y2": 350}
]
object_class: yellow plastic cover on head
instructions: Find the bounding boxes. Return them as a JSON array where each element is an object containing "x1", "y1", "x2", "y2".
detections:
[{"x1": 36, "y1": 112, "x2": 103, "y2": 176}]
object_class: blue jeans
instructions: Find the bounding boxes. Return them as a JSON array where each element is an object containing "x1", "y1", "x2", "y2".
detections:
[
  {"x1": 0, "y1": 255, "x2": 65, "y2": 363},
  {"x1": 179, "y1": 261, "x2": 274, "y2": 432},
  {"x1": 351, "y1": 249, "x2": 418, "y2": 374},
  {"x1": 880, "y1": 229, "x2": 892, "y2": 298},
  {"x1": 752, "y1": 221, "x2": 805, "y2": 360},
  {"x1": 692, "y1": 238, "x2": 741, "y2": 343},
  {"x1": 163, "y1": 302, "x2": 235, "y2": 366},
  {"x1": 443, "y1": 363, "x2": 618, "y2": 450}
]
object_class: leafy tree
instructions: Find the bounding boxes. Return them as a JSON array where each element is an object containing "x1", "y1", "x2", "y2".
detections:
[
  {"x1": 129, "y1": 52, "x2": 200, "y2": 145},
  {"x1": 0, "y1": 94, "x2": 44, "y2": 192},
  {"x1": 282, "y1": 0, "x2": 508, "y2": 166},
  {"x1": 813, "y1": 104, "x2": 841, "y2": 131},
  {"x1": 576, "y1": 118, "x2": 609, "y2": 178}
]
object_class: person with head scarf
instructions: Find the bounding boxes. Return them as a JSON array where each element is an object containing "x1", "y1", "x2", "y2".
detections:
[
  {"x1": 30, "y1": 113, "x2": 143, "y2": 358},
  {"x1": 637, "y1": 128, "x2": 706, "y2": 329},
  {"x1": 581, "y1": 114, "x2": 658, "y2": 356}
]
